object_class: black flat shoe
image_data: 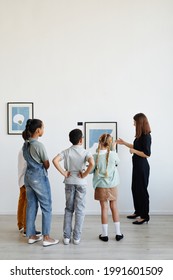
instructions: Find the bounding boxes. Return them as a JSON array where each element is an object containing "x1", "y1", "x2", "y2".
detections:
[
  {"x1": 127, "y1": 214, "x2": 139, "y2": 219},
  {"x1": 115, "y1": 234, "x2": 124, "y2": 241},
  {"x1": 133, "y1": 219, "x2": 149, "y2": 225},
  {"x1": 99, "y1": 234, "x2": 108, "y2": 242}
]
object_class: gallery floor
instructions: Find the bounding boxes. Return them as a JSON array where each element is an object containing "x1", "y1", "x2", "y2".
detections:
[{"x1": 0, "y1": 215, "x2": 173, "y2": 260}]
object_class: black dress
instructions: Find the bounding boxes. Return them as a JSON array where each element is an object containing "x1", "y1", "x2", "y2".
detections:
[{"x1": 132, "y1": 133, "x2": 151, "y2": 220}]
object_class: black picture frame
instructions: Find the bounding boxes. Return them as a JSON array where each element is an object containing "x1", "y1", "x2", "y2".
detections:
[
  {"x1": 84, "y1": 122, "x2": 118, "y2": 152},
  {"x1": 7, "y1": 102, "x2": 34, "y2": 135}
]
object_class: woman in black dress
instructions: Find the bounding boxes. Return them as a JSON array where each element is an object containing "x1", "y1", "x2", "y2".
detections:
[{"x1": 116, "y1": 113, "x2": 151, "y2": 224}]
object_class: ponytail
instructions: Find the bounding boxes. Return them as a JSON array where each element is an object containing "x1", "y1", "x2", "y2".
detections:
[{"x1": 23, "y1": 118, "x2": 42, "y2": 140}]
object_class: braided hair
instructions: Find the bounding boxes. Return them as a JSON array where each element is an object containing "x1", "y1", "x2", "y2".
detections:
[{"x1": 95, "y1": 133, "x2": 112, "y2": 177}]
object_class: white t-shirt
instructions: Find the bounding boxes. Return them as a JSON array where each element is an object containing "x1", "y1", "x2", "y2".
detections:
[
  {"x1": 18, "y1": 149, "x2": 27, "y2": 188},
  {"x1": 58, "y1": 145, "x2": 92, "y2": 185}
]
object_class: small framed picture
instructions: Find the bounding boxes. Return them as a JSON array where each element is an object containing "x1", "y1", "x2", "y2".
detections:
[
  {"x1": 7, "y1": 102, "x2": 34, "y2": 135},
  {"x1": 84, "y1": 122, "x2": 118, "y2": 153}
]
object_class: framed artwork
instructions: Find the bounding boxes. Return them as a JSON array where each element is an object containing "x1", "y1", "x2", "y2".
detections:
[
  {"x1": 7, "y1": 102, "x2": 34, "y2": 135},
  {"x1": 84, "y1": 122, "x2": 117, "y2": 153}
]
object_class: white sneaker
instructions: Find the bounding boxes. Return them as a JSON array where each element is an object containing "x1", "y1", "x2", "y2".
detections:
[
  {"x1": 43, "y1": 239, "x2": 59, "y2": 247},
  {"x1": 28, "y1": 236, "x2": 42, "y2": 244},
  {"x1": 73, "y1": 239, "x2": 80, "y2": 245},
  {"x1": 63, "y1": 238, "x2": 70, "y2": 245}
]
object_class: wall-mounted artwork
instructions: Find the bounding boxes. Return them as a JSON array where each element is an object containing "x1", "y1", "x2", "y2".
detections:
[
  {"x1": 84, "y1": 122, "x2": 117, "y2": 153},
  {"x1": 7, "y1": 102, "x2": 34, "y2": 135}
]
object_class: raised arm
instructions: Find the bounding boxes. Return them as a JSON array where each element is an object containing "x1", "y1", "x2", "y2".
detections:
[{"x1": 116, "y1": 138, "x2": 133, "y2": 149}]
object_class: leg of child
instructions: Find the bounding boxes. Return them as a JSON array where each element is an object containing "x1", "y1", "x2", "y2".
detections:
[
  {"x1": 23, "y1": 187, "x2": 27, "y2": 232},
  {"x1": 110, "y1": 200, "x2": 123, "y2": 240},
  {"x1": 17, "y1": 186, "x2": 26, "y2": 231},
  {"x1": 100, "y1": 200, "x2": 108, "y2": 237}
]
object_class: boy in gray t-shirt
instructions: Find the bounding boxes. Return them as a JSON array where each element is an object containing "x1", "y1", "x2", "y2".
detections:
[{"x1": 53, "y1": 129, "x2": 94, "y2": 245}]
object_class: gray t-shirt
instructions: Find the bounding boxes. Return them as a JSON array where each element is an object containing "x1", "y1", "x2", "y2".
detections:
[
  {"x1": 59, "y1": 145, "x2": 92, "y2": 185},
  {"x1": 29, "y1": 138, "x2": 49, "y2": 164}
]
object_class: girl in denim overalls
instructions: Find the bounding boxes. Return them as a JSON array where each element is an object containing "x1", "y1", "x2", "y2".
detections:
[{"x1": 23, "y1": 119, "x2": 59, "y2": 247}]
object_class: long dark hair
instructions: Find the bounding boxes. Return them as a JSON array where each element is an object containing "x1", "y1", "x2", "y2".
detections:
[
  {"x1": 134, "y1": 113, "x2": 151, "y2": 138},
  {"x1": 23, "y1": 119, "x2": 43, "y2": 140}
]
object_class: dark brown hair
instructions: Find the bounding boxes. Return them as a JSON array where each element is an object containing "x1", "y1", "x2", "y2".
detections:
[
  {"x1": 134, "y1": 113, "x2": 151, "y2": 138},
  {"x1": 69, "y1": 129, "x2": 83, "y2": 145},
  {"x1": 23, "y1": 119, "x2": 43, "y2": 140}
]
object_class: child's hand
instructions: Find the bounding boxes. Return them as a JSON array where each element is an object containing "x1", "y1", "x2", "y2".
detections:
[
  {"x1": 78, "y1": 171, "x2": 85, "y2": 178},
  {"x1": 64, "y1": 171, "x2": 71, "y2": 178}
]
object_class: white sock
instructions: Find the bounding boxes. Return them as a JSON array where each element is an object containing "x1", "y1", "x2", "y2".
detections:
[
  {"x1": 114, "y1": 222, "x2": 121, "y2": 235},
  {"x1": 101, "y1": 224, "x2": 108, "y2": 236}
]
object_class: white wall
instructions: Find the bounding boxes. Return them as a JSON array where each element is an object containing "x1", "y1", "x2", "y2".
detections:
[{"x1": 0, "y1": 0, "x2": 173, "y2": 215}]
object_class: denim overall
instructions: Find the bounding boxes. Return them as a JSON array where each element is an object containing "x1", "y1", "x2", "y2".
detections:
[{"x1": 23, "y1": 141, "x2": 52, "y2": 237}]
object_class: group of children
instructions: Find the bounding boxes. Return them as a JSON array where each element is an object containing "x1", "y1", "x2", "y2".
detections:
[{"x1": 17, "y1": 118, "x2": 123, "y2": 247}]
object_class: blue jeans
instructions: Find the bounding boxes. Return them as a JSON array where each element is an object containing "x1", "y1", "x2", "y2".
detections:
[
  {"x1": 25, "y1": 173, "x2": 52, "y2": 236},
  {"x1": 63, "y1": 184, "x2": 86, "y2": 240}
]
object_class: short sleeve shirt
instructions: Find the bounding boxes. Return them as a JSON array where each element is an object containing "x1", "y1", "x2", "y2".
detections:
[
  {"x1": 29, "y1": 138, "x2": 49, "y2": 164},
  {"x1": 92, "y1": 150, "x2": 120, "y2": 189},
  {"x1": 133, "y1": 133, "x2": 151, "y2": 157},
  {"x1": 58, "y1": 145, "x2": 93, "y2": 185}
]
